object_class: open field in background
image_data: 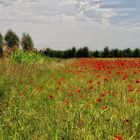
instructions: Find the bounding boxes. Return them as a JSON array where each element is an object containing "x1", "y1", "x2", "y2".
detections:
[{"x1": 0, "y1": 58, "x2": 140, "y2": 140}]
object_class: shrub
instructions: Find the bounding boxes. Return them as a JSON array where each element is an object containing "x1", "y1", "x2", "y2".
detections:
[{"x1": 10, "y1": 50, "x2": 47, "y2": 63}]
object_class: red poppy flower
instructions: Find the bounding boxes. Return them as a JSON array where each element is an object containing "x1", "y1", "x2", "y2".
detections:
[
  {"x1": 89, "y1": 85, "x2": 93, "y2": 90},
  {"x1": 29, "y1": 80, "x2": 34, "y2": 85},
  {"x1": 96, "y1": 98, "x2": 102, "y2": 103},
  {"x1": 100, "y1": 92, "x2": 108, "y2": 97},
  {"x1": 67, "y1": 93, "x2": 73, "y2": 97},
  {"x1": 136, "y1": 79, "x2": 140, "y2": 84},
  {"x1": 48, "y1": 94, "x2": 54, "y2": 99},
  {"x1": 77, "y1": 88, "x2": 81, "y2": 93},
  {"x1": 127, "y1": 98, "x2": 135, "y2": 104},
  {"x1": 89, "y1": 79, "x2": 93, "y2": 84},
  {"x1": 114, "y1": 135, "x2": 122, "y2": 140},
  {"x1": 123, "y1": 75, "x2": 128, "y2": 80},
  {"x1": 97, "y1": 82, "x2": 100, "y2": 85}
]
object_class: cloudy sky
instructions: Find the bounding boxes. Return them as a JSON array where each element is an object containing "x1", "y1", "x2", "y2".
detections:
[{"x1": 0, "y1": 0, "x2": 140, "y2": 50}]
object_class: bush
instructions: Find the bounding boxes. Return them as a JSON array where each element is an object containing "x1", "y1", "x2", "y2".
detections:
[{"x1": 10, "y1": 50, "x2": 47, "y2": 63}]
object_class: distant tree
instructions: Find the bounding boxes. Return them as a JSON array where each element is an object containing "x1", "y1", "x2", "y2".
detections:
[
  {"x1": 63, "y1": 50, "x2": 69, "y2": 58},
  {"x1": 0, "y1": 32, "x2": 3, "y2": 57},
  {"x1": 44, "y1": 47, "x2": 76, "y2": 58},
  {"x1": 109, "y1": 49, "x2": 114, "y2": 58},
  {"x1": 55, "y1": 50, "x2": 59, "y2": 58},
  {"x1": 89, "y1": 50, "x2": 93, "y2": 57},
  {"x1": 55, "y1": 50, "x2": 63, "y2": 58},
  {"x1": 42, "y1": 46, "x2": 140, "y2": 58},
  {"x1": 44, "y1": 48, "x2": 51, "y2": 56},
  {"x1": 122, "y1": 50, "x2": 127, "y2": 57},
  {"x1": 49, "y1": 50, "x2": 56, "y2": 57},
  {"x1": 59, "y1": 51, "x2": 64, "y2": 58},
  {"x1": 125, "y1": 48, "x2": 132, "y2": 57},
  {"x1": 93, "y1": 50, "x2": 100, "y2": 57},
  {"x1": 133, "y1": 48, "x2": 140, "y2": 57},
  {"x1": 119, "y1": 50, "x2": 123, "y2": 58},
  {"x1": 4, "y1": 30, "x2": 20, "y2": 49},
  {"x1": 76, "y1": 48, "x2": 83, "y2": 58},
  {"x1": 102, "y1": 46, "x2": 110, "y2": 58},
  {"x1": 114, "y1": 48, "x2": 120, "y2": 57},
  {"x1": 82, "y1": 47, "x2": 89, "y2": 57},
  {"x1": 0, "y1": 32, "x2": 3, "y2": 48},
  {"x1": 71, "y1": 47, "x2": 76, "y2": 58},
  {"x1": 21, "y1": 33, "x2": 34, "y2": 51},
  {"x1": 66, "y1": 49, "x2": 71, "y2": 58}
]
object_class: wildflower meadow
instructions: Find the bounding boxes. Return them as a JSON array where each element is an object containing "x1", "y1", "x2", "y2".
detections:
[{"x1": 0, "y1": 57, "x2": 140, "y2": 140}]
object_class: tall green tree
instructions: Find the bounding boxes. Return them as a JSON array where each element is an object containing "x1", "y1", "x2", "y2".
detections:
[
  {"x1": 125, "y1": 48, "x2": 132, "y2": 57},
  {"x1": 4, "y1": 30, "x2": 19, "y2": 49},
  {"x1": 71, "y1": 47, "x2": 76, "y2": 58},
  {"x1": 109, "y1": 49, "x2": 114, "y2": 58},
  {"x1": 93, "y1": 50, "x2": 100, "y2": 57},
  {"x1": 133, "y1": 48, "x2": 140, "y2": 57},
  {"x1": 0, "y1": 32, "x2": 3, "y2": 57},
  {"x1": 76, "y1": 48, "x2": 83, "y2": 58},
  {"x1": 102, "y1": 46, "x2": 110, "y2": 58},
  {"x1": 82, "y1": 47, "x2": 89, "y2": 57},
  {"x1": 21, "y1": 33, "x2": 34, "y2": 51},
  {"x1": 114, "y1": 48, "x2": 120, "y2": 57},
  {"x1": 0, "y1": 32, "x2": 3, "y2": 48}
]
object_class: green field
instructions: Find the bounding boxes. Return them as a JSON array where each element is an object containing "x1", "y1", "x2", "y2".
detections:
[{"x1": 0, "y1": 58, "x2": 140, "y2": 140}]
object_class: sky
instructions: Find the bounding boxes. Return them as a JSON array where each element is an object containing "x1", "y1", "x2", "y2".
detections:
[{"x1": 0, "y1": 0, "x2": 140, "y2": 50}]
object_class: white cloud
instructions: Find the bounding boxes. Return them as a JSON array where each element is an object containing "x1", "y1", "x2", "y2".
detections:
[
  {"x1": 0, "y1": 0, "x2": 140, "y2": 50},
  {"x1": 1, "y1": 0, "x2": 140, "y2": 26}
]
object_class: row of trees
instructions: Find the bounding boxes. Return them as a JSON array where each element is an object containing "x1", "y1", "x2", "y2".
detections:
[
  {"x1": 93, "y1": 47, "x2": 140, "y2": 58},
  {"x1": 0, "y1": 30, "x2": 140, "y2": 58},
  {"x1": 42, "y1": 47, "x2": 140, "y2": 58},
  {"x1": 43, "y1": 47, "x2": 90, "y2": 58},
  {"x1": 0, "y1": 30, "x2": 35, "y2": 56}
]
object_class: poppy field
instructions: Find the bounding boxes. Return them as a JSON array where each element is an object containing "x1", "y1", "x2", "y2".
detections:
[{"x1": 0, "y1": 58, "x2": 140, "y2": 140}]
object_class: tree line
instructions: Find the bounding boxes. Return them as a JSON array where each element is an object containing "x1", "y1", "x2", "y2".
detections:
[
  {"x1": 42, "y1": 46, "x2": 140, "y2": 58},
  {"x1": 0, "y1": 30, "x2": 140, "y2": 58},
  {"x1": 0, "y1": 30, "x2": 35, "y2": 57}
]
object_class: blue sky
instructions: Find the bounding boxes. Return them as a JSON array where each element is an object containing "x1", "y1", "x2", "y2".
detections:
[{"x1": 0, "y1": 0, "x2": 140, "y2": 50}]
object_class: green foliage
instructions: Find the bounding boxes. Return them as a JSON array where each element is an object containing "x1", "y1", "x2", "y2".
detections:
[
  {"x1": 82, "y1": 46, "x2": 89, "y2": 57},
  {"x1": 21, "y1": 33, "x2": 34, "y2": 51},
  {"x1": 0, "y1": 32, "x2": 3, "y2": 48},
  {"x1": 133, "y1": 48, "x2": 140, "y2": 57},
  {"x1": 10, "y1": 50, "x2": 47, "y2": 63},
  {"x1": 0, "y1": 29, "x2": 140, "y2": 59},
  {"x1": 0, "y1": 33, "x2": 3, "y2": 57},
  {"x1": 43, "y1": 46, "x2": 140, "y2": 58},
  {"x1": 4, "y1": 30, "x2": 20, "y2": 49},
  {"x1": 75, "y1": 48, "x2": 83, "y2": 57},
  {"x1": 71, "y1": 47, "x2": 76, "y2": 57},
  {"x1": 92, "y1": 47, "x2": 140, "y2": 58},
  {"x1": 92, "y1": 50, "x2": 101, "y2": 57},
  {"x1": 102, "y1": 46, "x2": 110, "y2": 58},
  {"x1": 113, "y1": 48, "x2": 120, "y2": 57}
]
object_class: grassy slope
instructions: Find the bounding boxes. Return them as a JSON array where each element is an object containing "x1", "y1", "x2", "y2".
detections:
[{"x1": 0, "y1": 58, "x2": 140, "y2": 140}]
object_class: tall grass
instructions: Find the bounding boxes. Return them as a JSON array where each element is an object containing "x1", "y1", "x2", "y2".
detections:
[
  {"x1": 10, "y1": 50, "x2": 47, "y2": 63},
  {"x1": 0, "y1": 58, "x2": 140, "y2": 140}
]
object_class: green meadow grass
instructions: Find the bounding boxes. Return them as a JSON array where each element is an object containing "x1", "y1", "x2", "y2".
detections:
[
  {"x1": 0, "y1": 58, "x2": 140, "y2": 140},
  {"x1": 10, "y1": 50, "x2": 48, "y2": 63}
]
